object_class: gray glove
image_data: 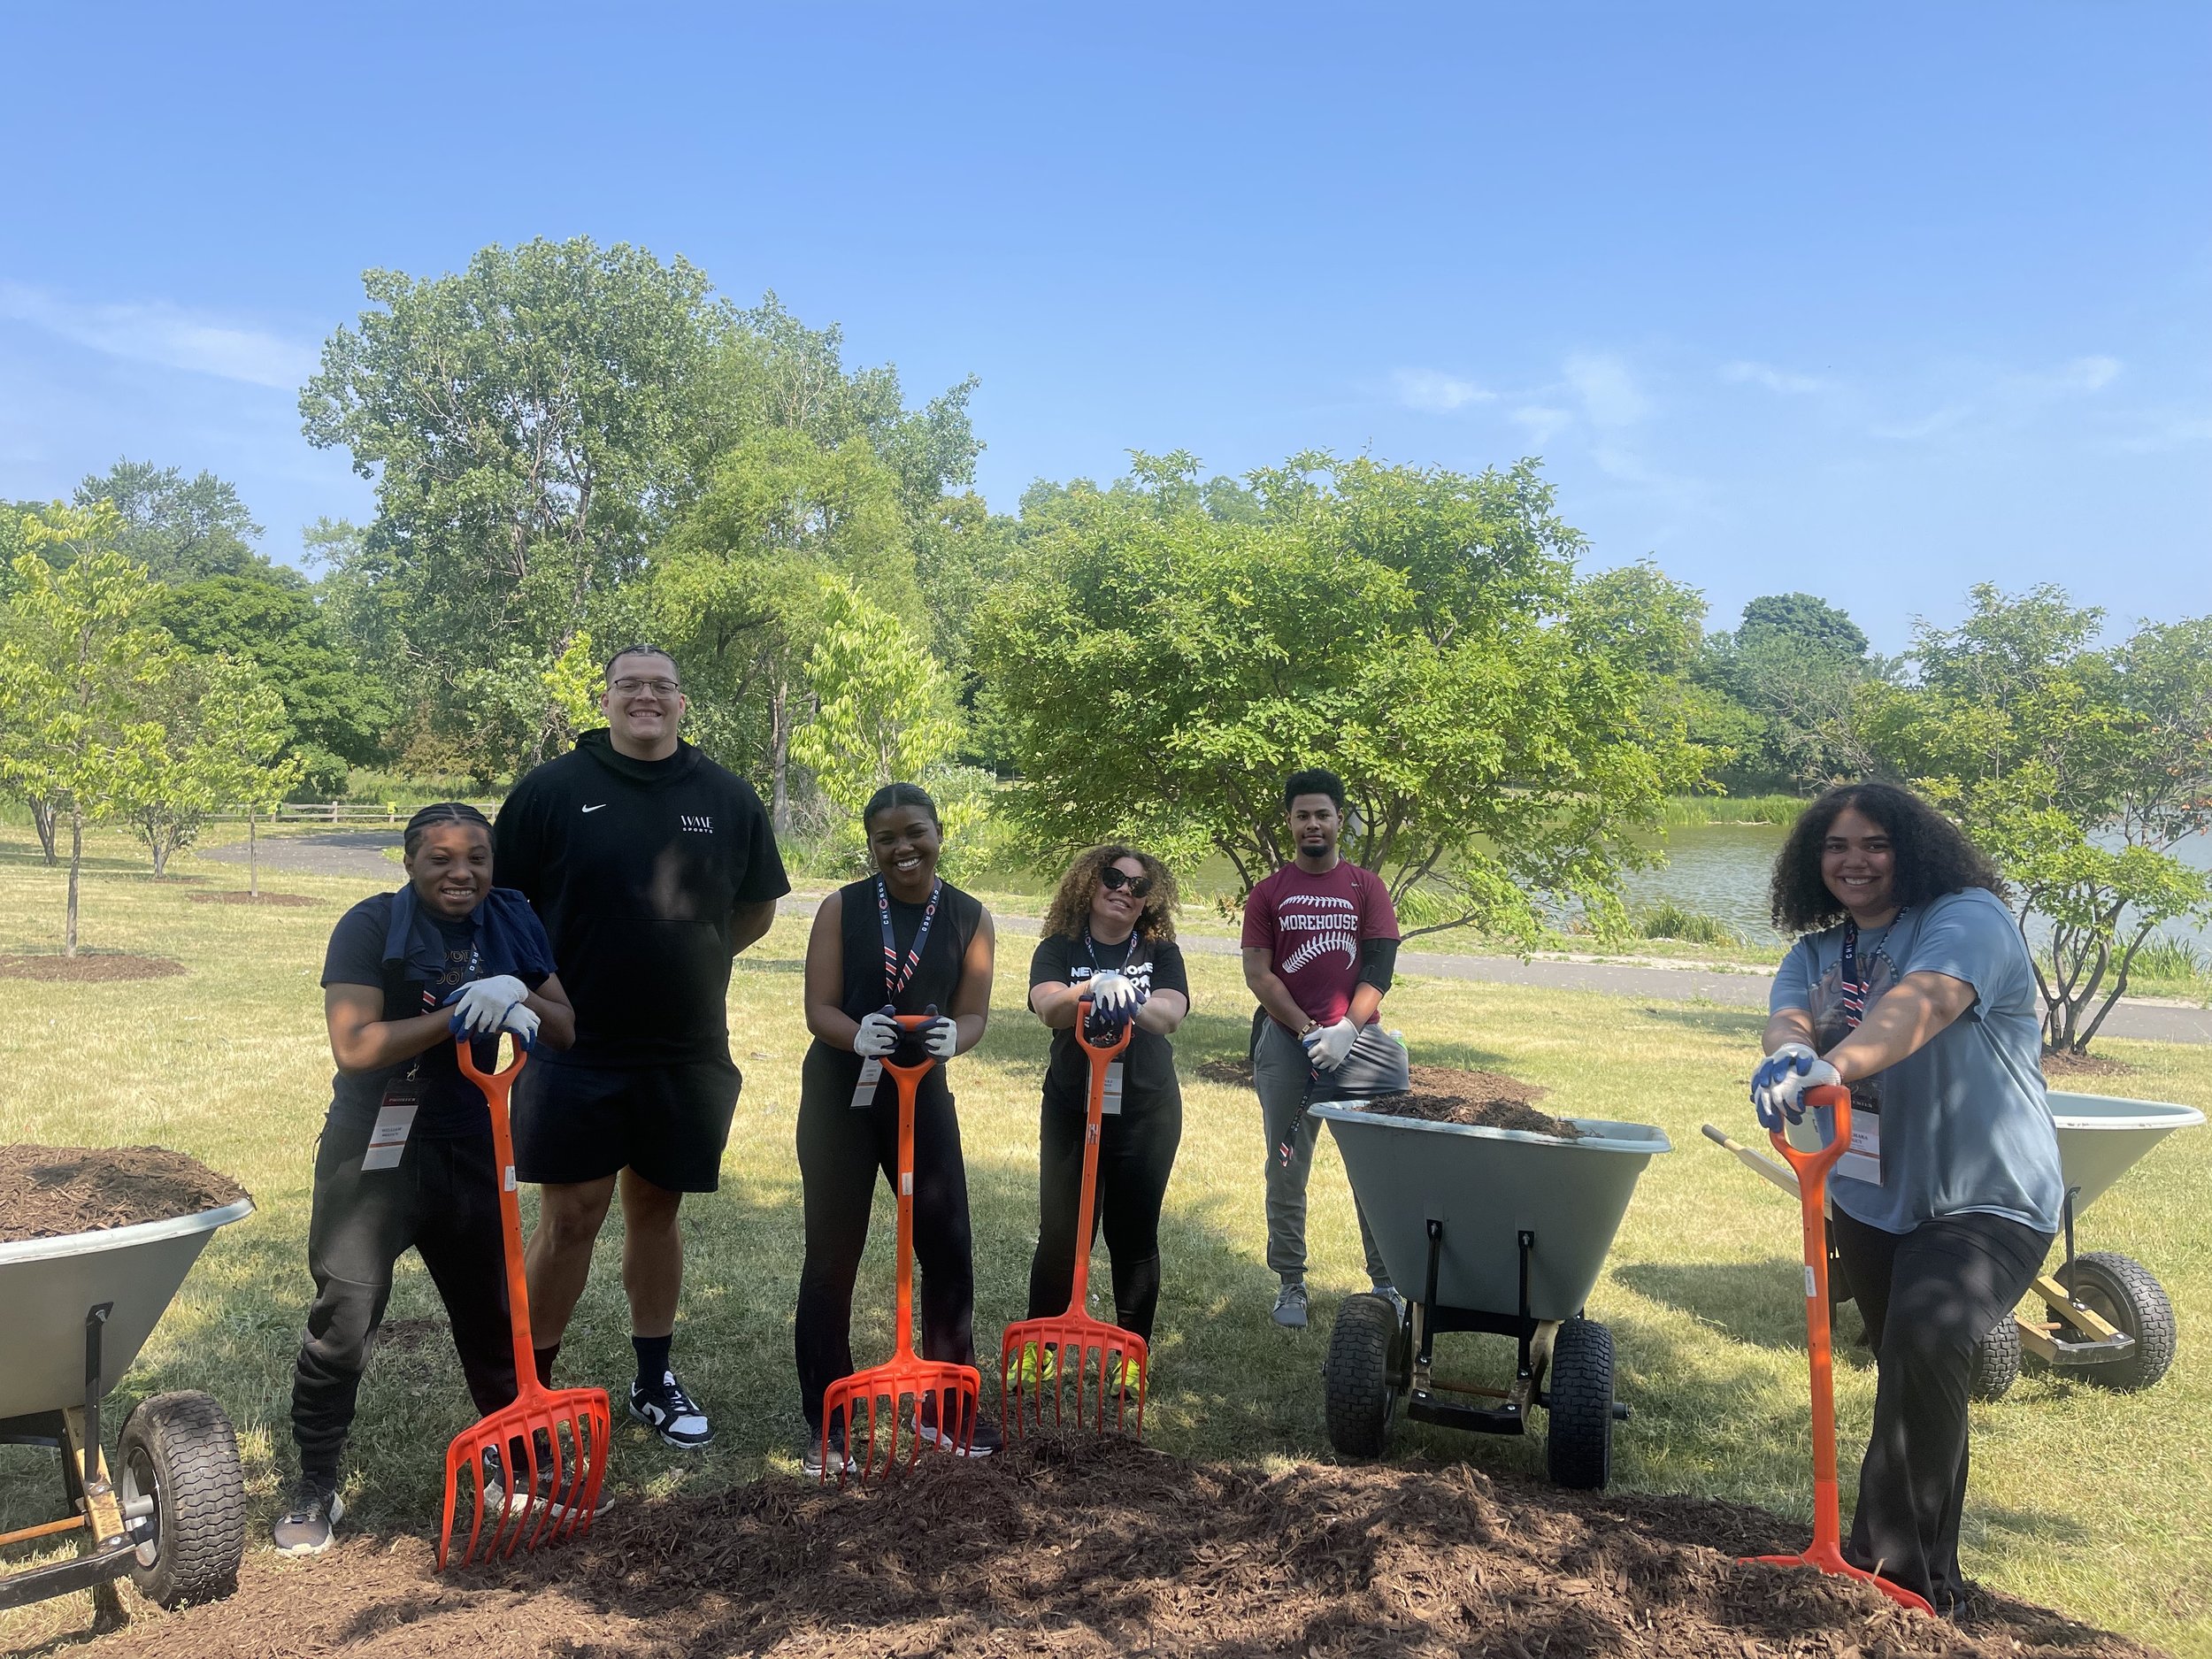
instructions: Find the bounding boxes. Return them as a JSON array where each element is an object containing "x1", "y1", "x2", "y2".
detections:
[
  {"x1": 853, "y1": 1009, "x2": 899, "y2": 1057},
  {"x1": 445, "y1": 974, "x2": 529, "y2": 1035}
]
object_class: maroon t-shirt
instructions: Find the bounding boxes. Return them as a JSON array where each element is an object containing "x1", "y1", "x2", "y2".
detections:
[{"x1": 1241, "y1": 861, "x2": 1401, "y2": 1028}]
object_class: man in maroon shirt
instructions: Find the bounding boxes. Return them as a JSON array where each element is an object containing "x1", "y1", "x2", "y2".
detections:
[{"x1": 1240, "y1": 768, "x2": 1411, "y2": 1328}]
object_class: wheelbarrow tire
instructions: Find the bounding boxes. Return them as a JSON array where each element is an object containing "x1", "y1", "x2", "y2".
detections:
[
  {"x1": 118, "y1": 1392, "x2": 245, "y2": 1609},
  {"x1": 1544, "y1": 1317, "x2": 1613, "y2": 1491},
  {"x1": 1968, "y1": 1314, "x2": 2021, "y2": 1402},
  {"x1": 1324, "y1": 1293, "x2": 1402, "y2": 1459},
  {"x1": 2055, "y1": 1251, "x2": 2177, "y2": 1393}
]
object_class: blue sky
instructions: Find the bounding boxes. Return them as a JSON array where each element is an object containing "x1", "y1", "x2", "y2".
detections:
[{"x1": 3, "y1": 4, "x2": 2206, "y2": 651}]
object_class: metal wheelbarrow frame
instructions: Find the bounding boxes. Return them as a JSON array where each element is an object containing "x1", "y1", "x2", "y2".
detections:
[
  {"x1": 0, "y1": 1195, "x2": 254, "y2": 1619},
  {"x1": 1309, "y1": 1102, "x2": 1671, "y2": 1489},
  {"x1": 1703, "y1": 1089, "x2": 2204, "y2": 1400}
]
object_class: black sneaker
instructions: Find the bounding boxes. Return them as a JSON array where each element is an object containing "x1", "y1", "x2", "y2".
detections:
[
  {"x1": 272, "y1": 1476, "x2": 343, "y2": 1555},
  {"x1": 629, "y1": 1368, "x2": 713, "y2": 1448},
  {"x1": 1272, "y1": 1280, "x2": 1310, "y2": 1328},
  {"x1": 801, "y1": 1427, "x2": 857, "y2": 1479},
  {"x1": 483, "y1": 1434, "x2": 603, "y2": 1519},
  {"x1": 917, "y1": 1396, "x2": 1001, "y2": 1458}
]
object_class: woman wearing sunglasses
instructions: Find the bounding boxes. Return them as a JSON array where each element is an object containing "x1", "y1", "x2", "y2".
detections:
[{"x1": 1023, "y1": 847, "x2": 1191, "y2": 1381}]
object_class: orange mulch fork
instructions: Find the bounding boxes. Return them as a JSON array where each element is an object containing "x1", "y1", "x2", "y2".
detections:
[
  {"x1": 819, "y1": 1013, "x2": 983, "y2": 1483},
  {"x1": 1744, "y1": 1083, "x2": 1932, "y2": 1616},
  {"x1": 437, "y1": 1037, "x2": 612, "y2": 1568},
  {"x1": 1001, "y1": 998, "x2": 1148, "y2": 1437}
]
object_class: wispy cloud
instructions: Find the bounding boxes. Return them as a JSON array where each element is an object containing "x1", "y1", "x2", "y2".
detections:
[
  {"x1": 1563, "y1": 351, "x2": 1650, "y2": 427},
  {"x1": 1391, "y1": 367, "x2": 1493, "y2": 413},
  {"x1": 1721, "y1": 358, "x2": 1832, "y2": 396},
  {"x1": 0, "y1": 282, "x2": 316, "y2": 388},
  {"x1": 1870, "y1": 354, "x2": 2124, "y2": 444},
  {"x1": 1510, "y1": 405, "x2": 1572, "y2": 444}
]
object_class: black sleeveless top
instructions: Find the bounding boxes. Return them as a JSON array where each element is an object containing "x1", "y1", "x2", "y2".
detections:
[{"x1": 803, "y1": 876, "x2": 986, "y2": 1109}]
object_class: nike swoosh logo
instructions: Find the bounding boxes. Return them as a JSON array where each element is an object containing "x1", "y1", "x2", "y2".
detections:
[{"x1": 580, "y1": 803, "x2": 606, "y2": 813}]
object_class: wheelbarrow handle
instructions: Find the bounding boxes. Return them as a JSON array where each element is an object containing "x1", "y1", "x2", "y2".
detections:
[
  {"x1": 1073, "y1": 991, "x2": 1135, "y2": 1062},
  {"x1": 456, "y1": 1033, "x2": 529, "y2": 1089},
  {"x1": 1767, "y1": 1084, "x2": 1850, "y2": 1180}
]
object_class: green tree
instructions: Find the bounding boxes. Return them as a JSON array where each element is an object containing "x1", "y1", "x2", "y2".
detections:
[
  {"x1": 1736, "y1": 591, "x2": 1870, "y2": 660},
  {"x1": 301, "y1": 238, "x2": 730, "y2": 771},
  {"x1": 1700, "y1": 591, "x2": 1886, "y2": 792},
  {"x1": 0, "y1": 510, "x2": 180, "y2": 952},
  {"x1": 974, "y1": 453, "x2": 1707, "y2": 935},
  {"x1": 790, "y1": 581, "x2": 961, "y2": 809},
  {"x1": 1869, "y1": 586, "x2": 2212, "y2": 1053},
  {"x1": 73, "y1": 460, "x2": 275, "y2": 581},
  {"x1": 194, "y1": 656, "x2": 306, "y2": 896}
]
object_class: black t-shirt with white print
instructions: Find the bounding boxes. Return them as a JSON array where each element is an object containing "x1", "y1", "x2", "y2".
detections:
[{"x1": 1029, "y1": 932, "x2": 1189, "y2": 1116}]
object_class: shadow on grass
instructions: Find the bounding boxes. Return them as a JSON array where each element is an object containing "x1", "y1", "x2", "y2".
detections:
[
  {"x1": 1637, "y1": 1006, "x2": 1769, "y2": 1039},
  {"x1": 1611, "y1": 1259, "x2": 1844, "y2": 1352}
]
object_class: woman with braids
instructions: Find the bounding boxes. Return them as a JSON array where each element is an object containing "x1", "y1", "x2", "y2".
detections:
[
  {"x1": 276, "y1": 803, "x2": 574, "y2": 1555},
  {"x1": 795, "y1": 782, "x2": 997, "y2": 1472},
  {"x1": 1021, "y1": 846, "x2": 1191, "y2": 1387},
  {"x1": 1752, "y1": 781, "x2": 2061, "y2": 1617}
]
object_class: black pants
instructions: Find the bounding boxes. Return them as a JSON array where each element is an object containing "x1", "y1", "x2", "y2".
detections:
[
  {"x1": 1831, "y1": 1206, "x2": 2051, "y2": 1616},
  {"x1": 794, "y1": 1054, "x2": 976, "y2": 1432},
  {"x1": 1025, "y1": 1090, "x2": 1183, "y2": 1341},
  {"x1": 291, "y1": 1115, "x2": 518, "y2": 1478}
]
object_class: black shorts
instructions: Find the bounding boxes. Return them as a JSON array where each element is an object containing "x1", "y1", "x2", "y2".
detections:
[{"x1": 512, "y1": 1057, "x2": 742, "y2": 1194}]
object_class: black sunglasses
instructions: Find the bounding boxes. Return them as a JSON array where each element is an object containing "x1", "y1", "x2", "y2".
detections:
[{"x1": 1099, "y1": 865, "x2": 1155, "y2": 898}]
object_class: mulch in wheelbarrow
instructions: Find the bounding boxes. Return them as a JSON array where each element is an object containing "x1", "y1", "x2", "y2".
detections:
[
  {"x1": 69, "y1": 1436, "x2": 2156, "y2": 1658},
  {"x1": 0, "y1": 1144, "x2": 248, "y2": 1242}
]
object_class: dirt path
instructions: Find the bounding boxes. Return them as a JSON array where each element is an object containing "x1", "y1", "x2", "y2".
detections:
[{"x1": 196, "y1": 832, "x2": 399, "y2": 879}]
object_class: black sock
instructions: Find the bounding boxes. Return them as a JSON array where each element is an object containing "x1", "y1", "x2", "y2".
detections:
[
  {"x1": 632, "y1": 1333, "x2": 672, "y2": 1386},
  {"x1": 299, "y1": 1453, "x2": 340, "y2": 1492},
  {"x1": 534, "y1": 1344, "x2": 559, "y2": 1389}
]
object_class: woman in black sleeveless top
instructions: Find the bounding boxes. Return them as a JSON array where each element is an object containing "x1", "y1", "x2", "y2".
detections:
[{"x1": 795, "y1": 783, "x2": 997, "y2": 1470}]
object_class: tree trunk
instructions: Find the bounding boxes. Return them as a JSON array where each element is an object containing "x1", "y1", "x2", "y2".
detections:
[
  {"x1": 248, "y1": 808, "x2": 259, "y2": 898},
  {"x1": 150, "y1": 830, "x2": 170, "y2": 879},
  {"x1": 30, "y1": 797, "x2": 58, "y2": 864},
  {"x1": 770, "y1": 676, "x2": 793, "y2": 837},
  {"x1": 65, "y1": 807, "x2": 82, "y2": 956}
]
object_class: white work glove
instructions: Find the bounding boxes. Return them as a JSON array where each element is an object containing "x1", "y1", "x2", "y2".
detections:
[
  {"x1": 445, "y1": 974, "x2": 530, "y2": 1035},
  {"x1": 922, "y1": 1015, "x2": 960, "y2": 1059},
  {"x1": 497, "y1": 1001, "x2": 541, "y2": 1048},
  {"x1": 853, "y1": 1009, "x2": 900, "y2": 1057},
  {"x1": 1302, "y1": 1017, "x2": 1360, "y2": 1072},
  {"x1": 1085, "y1": 969, "x2": 1144, "y2": 1012},
  {"x1": 1751, "y1": 1043, "x2": 1840, "y2": 1131}
]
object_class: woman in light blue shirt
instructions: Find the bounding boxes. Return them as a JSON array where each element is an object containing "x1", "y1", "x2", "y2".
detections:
[{"x1": 1751, "y1": 781, "x2": 2060, "y2": 1618}]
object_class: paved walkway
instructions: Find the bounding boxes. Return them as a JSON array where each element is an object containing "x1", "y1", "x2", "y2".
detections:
[{"x1": 193, "y1": 846, "x2": 2208, "y2": 1044}]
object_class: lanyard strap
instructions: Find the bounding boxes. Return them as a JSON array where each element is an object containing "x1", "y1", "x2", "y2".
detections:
[
  {"x1": 1082, "y1": 928, "x2": 1140, "y2": 978},
  {"x1": 878, "y1": 876, "x2": 943, "y2": 1001},
  {"x1": 1838, "y1": 908, "x2": 1904, "y2": 1030}
]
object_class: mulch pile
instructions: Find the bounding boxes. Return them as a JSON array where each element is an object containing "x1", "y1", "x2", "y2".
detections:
[
  {"x1": 1197, "y1": 1056, "x2": 1577, "y2": 1139},
  {"x1": 0, "y1": 1145, "x2": 248, "y2": 1242},
  {"x1": 72, "y1": 1436, "x2": 2154, "y2": 1657},
  {"x1": 0, "y1": 953, "x2": 184, "y2": 982},
  {"x1": 187, "y1": 891, "x2": 320, "y2": 907}
]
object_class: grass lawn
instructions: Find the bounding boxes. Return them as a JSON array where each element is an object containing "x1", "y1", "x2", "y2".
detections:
[{"x1": 4, "y1": 828, "x2": 2210, "y2": 1654}]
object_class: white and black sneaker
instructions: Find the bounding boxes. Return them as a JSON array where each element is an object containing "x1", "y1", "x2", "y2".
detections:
[
  {"x1": 483, "y1": 1435, "x2": 604, "y2": 1520},
  {"x1": 917, "y1": 1396, "x2": 1002, "y2": 1458},
  {"x1": 272, "y1": 1476, "x2": 343, "y2": 1555},
  {"x1": 629, "y1": 1369, "x2": 713, "y2": 1448}
]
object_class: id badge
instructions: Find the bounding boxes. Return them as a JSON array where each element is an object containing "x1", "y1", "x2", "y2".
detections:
[
  {"x1": 849, "y1": 1058, "x2": 883, "y2": 1110},
  {"x1": 1102, "y1": 1062, "x2": 1125, "y2": 1117},
  {"x1": 1836, "y1": 1100, "x2": 1882, "y2": 1187},
  {"x1": 362, "y1": 1078, "x2": 422, "y2": 1171}
]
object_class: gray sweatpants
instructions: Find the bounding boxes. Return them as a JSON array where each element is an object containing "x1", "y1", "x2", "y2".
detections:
[{"x1": 1252, "y1": 1018, "x2": 1409, "y2": 1285}]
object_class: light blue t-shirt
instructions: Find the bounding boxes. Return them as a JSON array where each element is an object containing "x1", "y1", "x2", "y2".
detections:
[{"x1": 1768, "y1": 886, "x2": 2062, "y2": 1236}]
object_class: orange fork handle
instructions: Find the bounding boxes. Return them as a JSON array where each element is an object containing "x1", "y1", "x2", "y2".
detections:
[
  {"x1": 1065, "y1": 999, "x2": 1134, "y2": 1313},
  {"x1": 1773, "y1": 1082, "x2": 1851, "y2": 1556},
  {"x1": 879, "y1": 1015, "x2": 942, "y2": 1367},
  {"x1": 457, "y1": 1038, "x2": 540, "y2": 1398}
]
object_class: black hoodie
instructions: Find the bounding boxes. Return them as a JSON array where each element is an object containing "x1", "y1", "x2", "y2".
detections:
[{"x1": 494, "y1": 730, "x2": 790, "y2": 1066}]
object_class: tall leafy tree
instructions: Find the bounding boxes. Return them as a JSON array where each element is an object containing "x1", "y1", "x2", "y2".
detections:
[
  {"x1": 301, "y1": 237, "x2": 729, "y2": 770},
  {"x1": 975, "y1": 453, "x2": 1706, "y2": 936},
  {"x1": 0, "y1": 509, "x2": 180, "y2": 951},
  {"x1": 73, "y1": 460, "x2": 275, "y2": 581},
  {"x1": 1699, "y1": 591, "x2": 1886, "y2": 792}
]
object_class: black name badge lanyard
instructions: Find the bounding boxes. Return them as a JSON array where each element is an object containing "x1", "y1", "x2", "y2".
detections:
[
  {"x1": 1833, "y1": 910, "x2": 1904, "y2": 1186},
  {"x1": 854, "y1": 877, "x2": 942, "y2": 1109},
  {"x1": 1081, "y1": 928, "x2": 1141, "y2": 1115}
]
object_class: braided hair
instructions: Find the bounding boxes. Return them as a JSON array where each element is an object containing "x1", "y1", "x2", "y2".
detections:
[{"x1": 403, "y1": 802, "x2": 494, "y2": 858}]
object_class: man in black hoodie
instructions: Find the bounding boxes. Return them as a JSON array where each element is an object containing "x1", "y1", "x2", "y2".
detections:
[{"x1": 494, "y1": 644, "x2": 789, "y2": 1448}]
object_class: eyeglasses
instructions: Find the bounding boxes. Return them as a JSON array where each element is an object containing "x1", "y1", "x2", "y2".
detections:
[
  {"x1": 1099, "y1": 865, "x2": 1155, "y2": 898},
  {"x1": 611, "y1": 678, "x2": 680, "y2": 696}
]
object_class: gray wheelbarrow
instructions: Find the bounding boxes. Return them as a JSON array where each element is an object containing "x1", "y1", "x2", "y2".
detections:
[
  {"x1": 1309, "y1": 1102, "x2": 1671, "y2": 1488},
  {"x1": 0, "y1": 1194, "x2": 254, "y2": 1618},
  {"x1": 1703, "y1": 1090, "x2": 2203, "y2": 1402}
]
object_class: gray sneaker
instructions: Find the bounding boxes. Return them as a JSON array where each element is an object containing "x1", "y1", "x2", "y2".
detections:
[
  {"x1": 1271, "y1": 1280, "x2": 1310, "y2": 1329},
  {"x1": 272, "y1": 1477, "x2": 343, "y2": 1555},
  {"x1": 1371, "y1": 1283, "x2": 1409, "y2": 1323}
]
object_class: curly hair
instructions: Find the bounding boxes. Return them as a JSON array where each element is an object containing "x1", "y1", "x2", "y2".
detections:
[
  {"x1": 1769, "y1": 781, "x2": 2007, "y2": 934},
  {"x1": 1041, "y1": 845, "x2": 1179, "y2": 944}
]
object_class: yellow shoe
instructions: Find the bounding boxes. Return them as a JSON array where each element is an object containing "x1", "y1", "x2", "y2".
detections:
[{"x1": 1011, "y1": 1343, "x2": 1058, "y2": 1392}]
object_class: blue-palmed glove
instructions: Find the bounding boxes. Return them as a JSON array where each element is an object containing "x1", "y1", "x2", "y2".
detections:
[
  {"x1": 921, "y1": 1015, "x2": 959, "y2": 1058},
  {"x1": 1082, "y1": 996, "x2": 1134, "y2": 1045},
  {"x1": 1085, "y1": 969, "x2": 1147, "y2": 1014},
  {"x1": 445, "y1": 974, "x2": 529, "y2": 1034},
  {"x1": 1751, "y1": 1043, "x2": 1840, "y2": 1132},
  {"x1": 853, "y1": 1007, "x2": 900, "y2": 1058}
]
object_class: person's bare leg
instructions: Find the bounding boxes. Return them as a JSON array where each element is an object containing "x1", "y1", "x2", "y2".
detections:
[
  {"x1": 525, "y1": 1176, "x2": 618, "y2": 1348},
  {"x1": 618, "y1": 1169, "x2": 685, "y2": 1340}
]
